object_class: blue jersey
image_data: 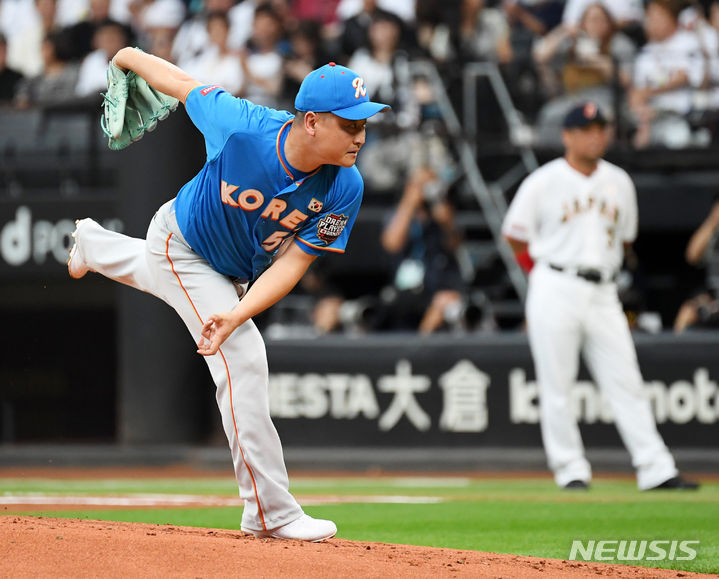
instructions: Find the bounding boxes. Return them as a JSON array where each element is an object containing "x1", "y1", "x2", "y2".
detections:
[{"x1": 173, "y1": 85, "x2": 364, "y2": 281}]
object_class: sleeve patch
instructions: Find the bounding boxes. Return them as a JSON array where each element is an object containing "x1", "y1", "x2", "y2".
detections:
[
  {"x1": 200, "y1": 85, "x2": 221, "y2": 96},
  {"x1": 317, "y1": 213, "x2": 349, "y2": 244}
]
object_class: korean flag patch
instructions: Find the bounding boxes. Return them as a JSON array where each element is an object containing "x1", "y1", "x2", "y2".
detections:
[
  {"x1": 307, "y1": 198, "x2": 323, "y2": 213},
  {"x1": 317, "y1": 213, "x2": 348, "y2": 244}
]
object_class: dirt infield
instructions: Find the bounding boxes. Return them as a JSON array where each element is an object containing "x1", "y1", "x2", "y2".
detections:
[{"x1": 1, "y1": 515, "x2": 709, "y2": 578}]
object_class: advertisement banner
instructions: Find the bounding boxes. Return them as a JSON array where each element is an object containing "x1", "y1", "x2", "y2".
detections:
[
  {"x1": 0, "y1": 198, "x2": 121, "y2": 276},
  {"x1": 267, "y1": 335, "x2": 719, "y2": 447}
]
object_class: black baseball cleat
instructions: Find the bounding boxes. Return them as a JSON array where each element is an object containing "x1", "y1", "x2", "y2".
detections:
[
  {"x1": 563, "y1": 480, "x2": 590, "y2": 490},
  {"x1": 646, "y1": 476, "x2": 700, "y2": 490}
]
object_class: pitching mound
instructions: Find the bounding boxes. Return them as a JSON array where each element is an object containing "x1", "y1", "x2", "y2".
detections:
[{"x1": 1, "y1": 516, "x2": 706, "y2": 578}]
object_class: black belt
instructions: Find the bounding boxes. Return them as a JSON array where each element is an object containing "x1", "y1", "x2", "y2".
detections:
[{"x1": 549, "y1": 264, "x2": 615, "y2": 284}]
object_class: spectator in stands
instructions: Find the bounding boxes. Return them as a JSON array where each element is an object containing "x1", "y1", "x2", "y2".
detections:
[
  {"x1": 0, "y1": 34, "x2": 24, "y2": 103},
  {"x1": 75, "y1": 19, "x2": 131, "y2": 97},
  {"x1": 680, "y1": 0, "x2": 719, "y2": 124},
  {"x1": 562, "y1": 0, "x2": 645, "y2": 42},
  {"x1": 347, "y1": 10, "x2": 424, "y2": 193},
  {"x1": 459, "y1": 0, "x2": 513, "y2": 64},
  {"x1": 1, "y1": 0, "x2": 38, "y2": 40},
  {"x1": 293, "y1": 267, "x2": 358, "y2": 335},
  {"x1": 347, "y1": 11, "x2": 405, "y2": 109},
  {"x1": 14, "y1": 29, "x2": 79, "y2": 107},
  {"x1": 532, "y1": 3, "x2": 636, "y2": 145},
  {"x1": 172, "y1": 0, "x2": 256, "y2": 68},
  {"x1": 239, "y1": 3, "x2": 286, "y2": 108},
  {"x1": 108, "y1": 0, "x2": 136, "y2": 26},
  {"x1": 65, "y1": 0, "x2": 113, "y2": 61},
  {"x1": 55, "y1": 0, "x2": 93, "y2": 27},
  {"x1": 264, "y1": 0, "x2": 298, "y2": 35},
  {"x1": 712, "y1": 0, "x2": 719, "y2": 28},
  {"x1": 681, "y1": 1, "x2": 719, "y2": 53},
  {"x1": 503, "y1": 0, "x2": 564, "y2": 58},
  {"x1": 282, "y1": 19, "x2": 328, "y2": 108},
  {"x1": 500, "y1": 0, "x2": 564, "y2": 120},
  {"x1": 674, "y1": 197, "x2": 719, "y2": 332},
  {"x1": 305, "y1": 275, "x2": 345, "y2": 334},
  {"x1": 292, "y1": 0, "x2": 341, "y2": 28},
  {"x1": 336, "y1": 0, "x2": 415, "y2": 25},
  {"x1": 629, "y1": 0, "x2": 706, "y2": 148},
  {"x1": 339, "y1": 0, "x2": 414, "y2": 61},
  {"x1": 414, "y1": 0, "x2": 461, "y2": 64},
  {"x1": 181, "y1": 11, "x2": 244, "y2": 96},
  {"x1": 284, "y1": 256, "x2": 385, "y2": 336},
  {"x1": 138, "y1": 0, "x2": 185, "y2": 62},
  {"x1": 707, "y1": 2, "x2": 719, "y2": 111},
  {"x1": 414, "y1": 0, "x2": 511, "y2": 65},
  {"x1": 374, "y1": 163, "x2": 465, "y2": 333},
  {"x1": 6, "y1": 0, "x2": 59, "y2": 78}
]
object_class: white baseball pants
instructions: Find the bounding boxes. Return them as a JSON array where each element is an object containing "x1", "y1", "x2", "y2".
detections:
[
  {"x1": 74, "y1": 199, "x2": 304, "y2": 531},
  {"x1": 526, "y1": 264, "x2": 678, "y2": 489}
]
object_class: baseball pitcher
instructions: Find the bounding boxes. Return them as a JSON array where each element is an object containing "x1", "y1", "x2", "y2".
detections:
[{"x1": 68, "y1": 48, "x2": 390, "y2": 540}]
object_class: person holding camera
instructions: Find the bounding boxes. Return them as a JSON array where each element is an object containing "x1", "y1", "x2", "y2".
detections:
[
  {"x1": 674, "y1": 197, "x2": 719, "y2": 332},
  {"x1": 374, "y1": 165, "x2": 466, "y2": 333}
]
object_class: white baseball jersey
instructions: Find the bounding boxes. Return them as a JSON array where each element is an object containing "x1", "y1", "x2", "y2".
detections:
[
  {"x1": 633, "y1": 30, "x2": 706, "y2": 116},
  {"x1": 502, "y1": 158, "x2": 638, "y2": 277},
  {"x1": 503, "y1": 156, "x2": 678, "y2": 490}
]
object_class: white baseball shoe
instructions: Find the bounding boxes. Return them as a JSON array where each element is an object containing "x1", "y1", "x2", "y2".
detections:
[
  {"x1": 67, "y1": 219, "x2": 91, "y2": 279},
  {"x1": 241, "y1": 514, "x2": 337, "y2": 542}
]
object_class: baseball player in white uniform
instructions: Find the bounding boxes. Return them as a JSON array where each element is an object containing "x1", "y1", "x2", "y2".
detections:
[{"x1": 502, "y1": 102, "x2": 699, "y2": 491}]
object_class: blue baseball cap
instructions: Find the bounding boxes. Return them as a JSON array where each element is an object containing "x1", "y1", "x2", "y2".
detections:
[{"x1": 295, "y1": 62, "x2": 391, "y2": 120}]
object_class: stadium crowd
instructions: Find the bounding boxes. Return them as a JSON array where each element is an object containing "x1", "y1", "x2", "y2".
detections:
[
  {"x1": 3, "y1": 0, "x2": 719, "y2": 144},
  {"x1": 2, "y1": 0, "x2": 719, "y2": 334}
]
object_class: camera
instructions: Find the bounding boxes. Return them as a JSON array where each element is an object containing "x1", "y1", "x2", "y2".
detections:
[{"x1": 422, "y1": 178, "x2": 448, "y2": 204}]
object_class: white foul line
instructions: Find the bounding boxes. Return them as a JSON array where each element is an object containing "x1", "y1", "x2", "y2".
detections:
[{"x1": 0, "y1": 493, "x2": 444, "y2": 507}]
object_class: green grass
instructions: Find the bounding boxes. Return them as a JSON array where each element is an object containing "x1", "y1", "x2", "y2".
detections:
[{"x1": 2, "y1": 476, "x2": 718, "y2": 574}]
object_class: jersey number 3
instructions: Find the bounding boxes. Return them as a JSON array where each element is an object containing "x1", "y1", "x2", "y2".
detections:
[{"x1": 606, "y1": 226, "x2": 616, "y2": 248}]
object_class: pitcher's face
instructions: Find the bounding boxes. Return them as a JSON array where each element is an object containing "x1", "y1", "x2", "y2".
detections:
[{"x1": 314, "y1": 113, "x2": 367, "y2": 167}]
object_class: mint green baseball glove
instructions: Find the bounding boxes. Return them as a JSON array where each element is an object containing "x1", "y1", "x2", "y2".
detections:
[{"x1": 100, "y1": 58, "x2": 179, "y2": 150}]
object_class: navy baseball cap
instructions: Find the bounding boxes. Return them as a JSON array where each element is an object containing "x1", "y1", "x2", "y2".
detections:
[
  {"x1": 563, "y1": 102, "x2": 608, "y2": 129},
  {"x1": 295, "y1": 62, "x2": 391, "y2": 120}
]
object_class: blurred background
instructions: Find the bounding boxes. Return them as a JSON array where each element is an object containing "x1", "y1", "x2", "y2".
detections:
[{"x1": 0, "y1": 0, "x2": 717, "y2": 473}]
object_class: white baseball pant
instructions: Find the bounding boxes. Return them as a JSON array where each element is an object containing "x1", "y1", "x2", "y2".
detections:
[
  {"x1": 74, "y1": 198, "x2": 304, "y2": 531},
  {"x1": 526, "y1": 264, "x2": 678, "y2": 489}
]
